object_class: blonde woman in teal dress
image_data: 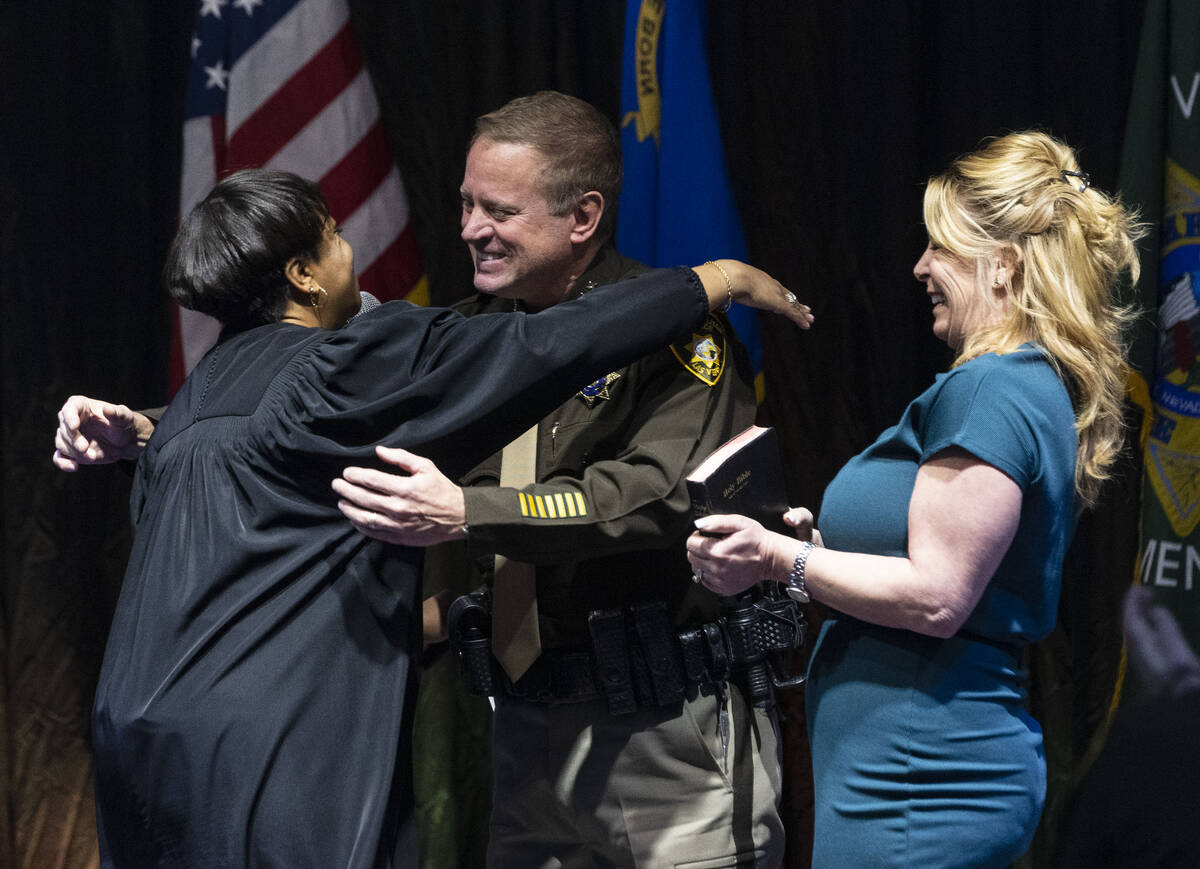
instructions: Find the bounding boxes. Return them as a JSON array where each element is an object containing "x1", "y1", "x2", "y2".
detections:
[{"x1": 686, "y1": 131, "x2": 1144, "y2": 867}]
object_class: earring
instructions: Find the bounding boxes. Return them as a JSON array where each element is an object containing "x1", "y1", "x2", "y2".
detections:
[
  {"x1": 310, "y1": 286, "x2": 328, "y2": 308},
  {"x1": 992, "y1": 269, "x2": 1004, "y2": 289}
]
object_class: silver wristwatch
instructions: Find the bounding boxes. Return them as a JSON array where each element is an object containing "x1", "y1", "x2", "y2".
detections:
[{"x1": 785, "y1": 540, "x2": 816, "y2": 604}]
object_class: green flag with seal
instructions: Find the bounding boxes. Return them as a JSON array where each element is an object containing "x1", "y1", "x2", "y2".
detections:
[{"x1": 1119, "y1": 0, "x2": 1200, "y2": 679}]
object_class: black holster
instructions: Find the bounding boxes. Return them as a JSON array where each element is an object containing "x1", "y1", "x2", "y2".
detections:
[{"x1": 446, "y1": 586, "x2": 498, "y2": 696}]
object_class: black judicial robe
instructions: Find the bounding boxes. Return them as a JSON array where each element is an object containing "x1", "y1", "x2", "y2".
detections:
[{"x1": 91, "y1": 269, "x2": 709, "y2": 868}]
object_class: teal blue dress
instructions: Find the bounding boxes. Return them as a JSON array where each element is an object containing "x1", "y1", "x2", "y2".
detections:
[{"x1": 808, "y1": 346, "x2": 1077, "y2": 867}]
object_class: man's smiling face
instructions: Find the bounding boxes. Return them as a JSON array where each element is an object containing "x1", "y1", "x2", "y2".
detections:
[{"x1": 459, "y1": 138, "x2": 580, "y2": 310}]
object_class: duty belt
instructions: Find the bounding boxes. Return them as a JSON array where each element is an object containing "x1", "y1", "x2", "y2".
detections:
[{"x1": 447, "y1": 587, "x2": 807, "y2": 712}]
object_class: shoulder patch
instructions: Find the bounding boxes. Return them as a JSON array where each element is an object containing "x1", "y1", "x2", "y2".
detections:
[{"x1": 669, "y1": 315, "x2": 726, "y2": 386}]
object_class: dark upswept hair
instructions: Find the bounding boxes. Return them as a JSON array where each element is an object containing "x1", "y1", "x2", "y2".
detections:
[
  {"x1": 471, "y1": 91, "x2": 623, "y2": 242},
  {"x1": 164, "y1": 169, "x2": 330, "y2": 328}
]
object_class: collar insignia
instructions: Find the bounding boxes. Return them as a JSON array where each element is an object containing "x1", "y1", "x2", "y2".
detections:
[
  {"x1": 577, "y1": 371, "x2": 622, "y2": 407},
  {"x1": 670, "y1": 315, "x2": 726, "y2": 386}
]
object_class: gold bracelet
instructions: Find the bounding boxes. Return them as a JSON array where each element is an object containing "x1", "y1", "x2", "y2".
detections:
[{"x1": 704, "y1": 260, "x2": 734, "y2": 312}]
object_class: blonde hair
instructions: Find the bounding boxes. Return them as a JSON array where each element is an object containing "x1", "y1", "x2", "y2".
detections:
[{"x1": 923, "y1": 131, "x2": 1146, "y2": 508}]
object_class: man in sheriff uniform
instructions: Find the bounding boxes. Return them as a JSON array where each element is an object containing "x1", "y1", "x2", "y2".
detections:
[{"x1": 334, "y1": 92, "x2": 785, "y2": 867}]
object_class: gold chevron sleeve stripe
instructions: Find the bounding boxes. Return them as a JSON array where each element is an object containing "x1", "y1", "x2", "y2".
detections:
[{"x1": 518, "y1": 491, "x2": 591, "y2": 520}]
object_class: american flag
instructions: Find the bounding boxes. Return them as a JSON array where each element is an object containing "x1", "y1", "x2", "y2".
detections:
[{"x1": 172, "y1": 0, "x2": 424, "y2": 390}]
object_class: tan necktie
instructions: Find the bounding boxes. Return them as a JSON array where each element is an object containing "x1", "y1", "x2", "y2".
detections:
[{"x1": 491, "y1": 423, "x2": 542, "y2": 682}]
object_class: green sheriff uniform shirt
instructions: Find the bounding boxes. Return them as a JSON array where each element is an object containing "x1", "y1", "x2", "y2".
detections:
[{"x1": 449, "y1": 246, "x2": 757, "y2": 648}]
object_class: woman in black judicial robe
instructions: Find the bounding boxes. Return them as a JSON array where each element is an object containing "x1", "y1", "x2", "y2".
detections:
[{"x1": 76, "y1": 169, "x2": 809, "y2": 868}]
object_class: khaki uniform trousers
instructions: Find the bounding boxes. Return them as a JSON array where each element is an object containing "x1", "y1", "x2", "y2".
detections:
[{"x1": 487, "y1": 683, "x2": 784, "y2": 868}]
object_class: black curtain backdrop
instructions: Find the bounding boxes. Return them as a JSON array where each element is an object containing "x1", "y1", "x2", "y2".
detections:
[{"x1": 0, "y1": 1, "x2": 1147, "y2": 865}]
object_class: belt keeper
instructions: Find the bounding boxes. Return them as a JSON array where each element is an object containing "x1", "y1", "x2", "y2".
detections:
[
  {"x1": 702, "y1": 622, "x2": 731, "y2": 683},
  {"x1": 678, "y1": 629, "x2": 708, "y2": 684}
]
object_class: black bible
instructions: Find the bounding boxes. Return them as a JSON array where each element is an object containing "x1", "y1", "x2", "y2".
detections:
[{"x1": 686, "y1": 425, "x2": 789, "y2": 534}]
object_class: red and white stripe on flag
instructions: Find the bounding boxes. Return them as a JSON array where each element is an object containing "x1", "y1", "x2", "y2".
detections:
[{"x1": 171, "y1": 0, "x2": 424, "y2": 392}]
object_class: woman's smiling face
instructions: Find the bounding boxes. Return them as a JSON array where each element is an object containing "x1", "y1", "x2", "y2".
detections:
[{"x1": 913, "y1": 243, "x2": 1004, "y2": 349}]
